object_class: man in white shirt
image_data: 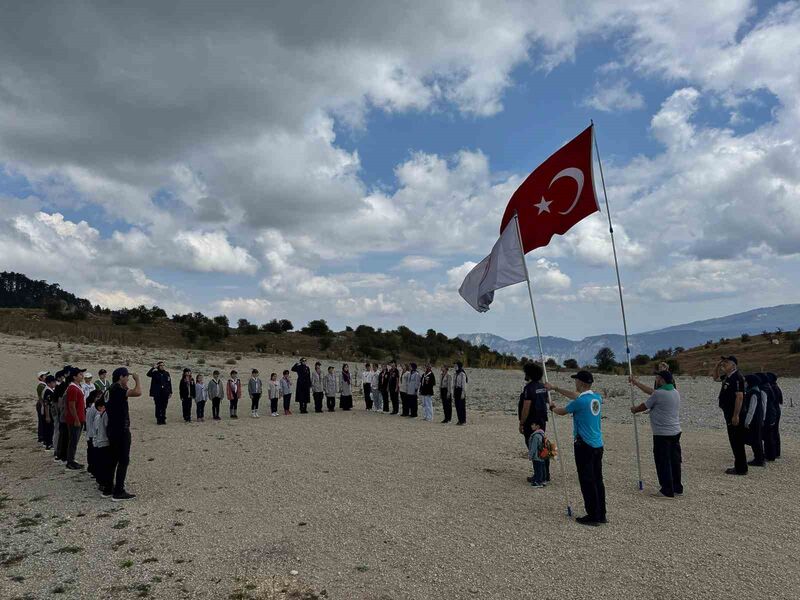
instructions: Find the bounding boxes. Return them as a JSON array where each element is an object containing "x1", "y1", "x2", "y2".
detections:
[{"x1": 361, "y1": 363, "x2": 373, "y2": 410}]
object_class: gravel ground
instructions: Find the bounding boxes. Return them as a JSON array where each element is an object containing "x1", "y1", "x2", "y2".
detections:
[{"x1": 1, "y1": 334, "x2": 799, "y2": 600}]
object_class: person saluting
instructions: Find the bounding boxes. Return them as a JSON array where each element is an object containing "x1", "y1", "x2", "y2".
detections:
[{"x1": 147, "y1": 361, "x2": 172, "y2": 425}]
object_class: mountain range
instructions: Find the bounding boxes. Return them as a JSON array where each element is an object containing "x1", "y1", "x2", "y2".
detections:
[{"x1": 458, "y1": 304, "x2": 800, "y2": 365}]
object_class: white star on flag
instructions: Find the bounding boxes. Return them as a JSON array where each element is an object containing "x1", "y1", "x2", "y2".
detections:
[{"x1": 534, "y1": 197, "x2": 552, "y2": 214}]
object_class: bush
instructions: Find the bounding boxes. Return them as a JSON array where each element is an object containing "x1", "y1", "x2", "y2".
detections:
[
  {"x1": 741, "y1": 333, "x2": 751, "y2": 343},
  {"x1": 279, "y1": 319, "x2": 294, "y2": 332},
  {"x1": 632, "y1": 354, "x2": 650, "y2": 366},
  {"x1": 319, "y1": 334, "x2": 334, "y2": 351},
  {"x1": 261, "y1": 319, "x2": 284, "y2": 334},
  {"x1": 110, "y1": 310, "x2": 131, "y2": 326},
  {"x1": 213, "y1": 315, "x2": 229, "y2": 328},
  {"x1": 563, "y1": 358, "x2": 578, "y2": 369},
  {"x1": 790, "y1": 341, "x2": 800, "y2": 354}
]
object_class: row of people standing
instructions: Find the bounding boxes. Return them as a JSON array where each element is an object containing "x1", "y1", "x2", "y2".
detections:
[
  {"x1": 148, "y1": 357, "x2": 469, "y2": 424},
  {"x1": 360, "y1": 361, "x2": 468, "y2": 424}
]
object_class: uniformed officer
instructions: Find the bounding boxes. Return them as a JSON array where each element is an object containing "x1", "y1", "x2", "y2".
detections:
[
  {"x1": 146, "y1": 361, "x2": 172, "y2": 425},
  {"x1": 713, "y1": 356, "x2": 747, "y2": 475}
]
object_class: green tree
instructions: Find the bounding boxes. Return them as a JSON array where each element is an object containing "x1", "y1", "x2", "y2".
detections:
[
  {"x1": 301, "y1": 319, "x2": 332, "y2": 337},
  {"x1": 563, "y1": 358, "x2": 579, "y2": 369},
  {"x1": 595, "y1": 347, "x2": 616, "y2": 372}
]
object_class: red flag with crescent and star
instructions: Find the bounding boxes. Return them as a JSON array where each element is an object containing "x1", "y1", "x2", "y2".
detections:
[{"x1": 500, "y1": 125, "x2": 599, "y2": 254}]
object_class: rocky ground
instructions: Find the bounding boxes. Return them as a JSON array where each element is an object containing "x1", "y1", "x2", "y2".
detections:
[{"x1": 1, "y1": 334, "x2": 799, "y2": 600}]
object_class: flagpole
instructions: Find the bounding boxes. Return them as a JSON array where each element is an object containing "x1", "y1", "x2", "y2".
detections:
[
  {"x1": 512, "y1": 212, "x2": 573, "y2": 517},
  {"x1": 591, "y1": 121, "x2": 644, "y2": 491}
]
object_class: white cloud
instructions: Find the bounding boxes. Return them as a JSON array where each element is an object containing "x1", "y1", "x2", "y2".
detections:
[
  {"x1": 213, "y1": 297, "x2": 272, "y2": 321},
  {"x1": 584, "y1": 79, "x2": 645, "y2": 112},
  {"x1": 395, "y1": 255, "x2": 442, "y2": 271},
  {"x1": 639, "y1": 259, "x2": 782, "y2": 302}
]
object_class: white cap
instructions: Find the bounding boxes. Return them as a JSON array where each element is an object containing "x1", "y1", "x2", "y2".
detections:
[
  {"x1": 84, "y1": 372, "x2": 93, "y2": 378},
  {"x1": 37, "y1": 370, "x2": 50, "y2": 377}
]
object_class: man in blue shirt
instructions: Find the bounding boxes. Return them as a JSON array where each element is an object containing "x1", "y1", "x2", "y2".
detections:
[{"x1": 547, "y1": 371, "x2": 606, "y2": 526}]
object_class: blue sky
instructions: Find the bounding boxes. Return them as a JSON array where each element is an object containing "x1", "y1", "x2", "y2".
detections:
[{"x1": 1, "y1": 1, "x2": 799, "y2": 341}]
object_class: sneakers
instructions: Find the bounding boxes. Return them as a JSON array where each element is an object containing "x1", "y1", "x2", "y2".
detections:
[
  {"x1": 101, "y1": 489, "x2": 112, "y2": 498},
  {"x1": 271, "y1": 412, "x2": 279, "y2": 417},
  {"x1": 111, "y1": 491, "x2": 136, "y2": 502},
  {"x1": 576, "y1": 515, "x2": 600, "y2": 527},
  {"x1": 531, "y1": 482, "x2": 544, "y2": 488}
]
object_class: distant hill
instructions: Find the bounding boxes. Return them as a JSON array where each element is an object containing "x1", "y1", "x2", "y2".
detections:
[
  {"x1": 0, "y1": 271, "x2": 94, "y2": 317},
  {"x1": 459, "y1": 304, "x2": 800, "y2": 365}
]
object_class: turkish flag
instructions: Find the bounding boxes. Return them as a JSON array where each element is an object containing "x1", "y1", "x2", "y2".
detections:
[{"x1": 500, "y1": 125, "x2": 599, "y2": 254}]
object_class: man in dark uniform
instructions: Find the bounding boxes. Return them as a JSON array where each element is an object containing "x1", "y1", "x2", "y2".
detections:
[
  {"x1": 388, "y1": 362, "x2": 400, "y2": 414},
  {"x1": 713, "y1": 356, "x2": 747, "y2": 475},
  {"x1": 106, "y1": 367, "x2": 142, "y2": 501},
  {"x1": 291, "y1": 358, "x2": 312, "y2": 414},
  {"x1": 518, "y1": 362, "x2": 550, "y2": 483},
  {"x1": 146, "y1": 361, "x2": 172, "y2": 425}
]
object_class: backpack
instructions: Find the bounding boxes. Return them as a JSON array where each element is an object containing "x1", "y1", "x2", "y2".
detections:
[{"x1": 539, "y1": 435, "x2": 557, "y2": 460}]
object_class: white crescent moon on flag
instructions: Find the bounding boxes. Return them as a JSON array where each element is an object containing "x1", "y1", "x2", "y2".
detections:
[{"x1": 547, "y1": 167, "x2": 584, "y2": 215}]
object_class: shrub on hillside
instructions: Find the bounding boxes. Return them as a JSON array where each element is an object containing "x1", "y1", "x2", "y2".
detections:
[
  {"x1": 632, "y1": 354, "x2": 650, "y2": 366},
  {"x1": 790, "y1": 341, "x2": 800, "y2": 354},
  {"x1": 301, "y1": 319, "x2": 332, "y2": 337},
  {"x1": 563, "y1": 358, "x2": 578, "y2": 369},
  {"x1": 741, "y1": 333, "x2": 751, "y2": 343}
]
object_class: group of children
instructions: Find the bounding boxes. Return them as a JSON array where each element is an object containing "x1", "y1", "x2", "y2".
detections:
[
  {"x1": 34, "y1": 365, "x2": 136, "y2": 501},
  {"x1": 171, "y1": 360, "x2": 470, "y2": 423}
]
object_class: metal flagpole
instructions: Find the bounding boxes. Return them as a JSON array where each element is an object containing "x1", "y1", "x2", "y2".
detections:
[
  {"x1": 591, "y1": 121, "x2": 644, "y2": 491},
  {"x1": 512, "y1": 212, "x2": 573, "y2": 517}
]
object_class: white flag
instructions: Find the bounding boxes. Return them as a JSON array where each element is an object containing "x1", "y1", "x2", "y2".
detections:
[{"x1": 458, "y1": 216, "x2": 527, "y2": 312}]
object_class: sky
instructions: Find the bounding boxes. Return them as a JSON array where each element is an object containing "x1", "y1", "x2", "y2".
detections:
[{"x1": 1, "y1": 0, "x2": 799, "y2": 341}]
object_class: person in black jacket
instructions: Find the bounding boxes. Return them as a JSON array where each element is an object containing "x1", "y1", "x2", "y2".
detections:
[
  {"x1": 106, "y1": 367, "x2": 142, "y2": 501},
  {"x1": 518, "y1": 362, "x2": 550, "y2": 483},
  {"x1": 761, "y1": 372, "x2": 783, "y2": 460},
  {"x1": 147, "y1": 361, "x2": 172, "y2": 425},
  {"x1": 713, "y1": 356, "x2": 747, "y2": 475},
  {"x1": 291, "y1": 358, "x2": 312, "y2": 414},
  {"x1": 743, "y1": 374, "x2": 765, "y2": 467},
  {"x1": 420, "y1": 364, "x2": 436, "y2": 421},
  {"x1": 178, "y1": 368, "x2": 195, "y2": 423}
]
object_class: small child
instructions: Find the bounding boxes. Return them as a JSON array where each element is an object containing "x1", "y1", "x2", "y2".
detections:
[
  {"x1": 280, "y1": 370, "x2": 292, "y2": 416},
  {"x1": 249, "y1": 369, "x2": 262, "y2": 418},
  {"x1": 92, "y1": 397, "x2": 111, "y2": 498},
  {"x1": 84, "y1": 390, "x2": 102, "y2": 478},
  {"x1": 323, "y1": 366, "x2": 337, "y2": 412},
  {"x1": 528, "y1": 422, "x2": 549, "y2": 488},
  {"x1": 195, "y1": 374, "x2": 208, "y2": 422},
  {"x1": 267, "y1": 373, "x2": 280, "y2": 417}
]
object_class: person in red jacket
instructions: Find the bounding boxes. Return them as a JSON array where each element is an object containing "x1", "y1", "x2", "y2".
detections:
[{"x1": 65, "y1": 367, "x2": 87, "y2": 470}]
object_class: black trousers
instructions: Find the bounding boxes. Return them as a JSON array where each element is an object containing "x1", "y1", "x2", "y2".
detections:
[
  {"x1": 363, "y1": 384, "x2": 372, "y2": 410},
  {"x1": 726, "y1": 423, "x2": 748, "y2": 474},
  {"x1": 441, "y1": 389, "x2": 452, "y2": 422},
  {"x1": 381, "y1": 390, "x2": 390, "y2": 412},
  {"x1": 283, "y1": 394, "x2": 291, "y2": 411},
  {"x1": 37, "y1": 406, "x2": 45, "y2": 442},
  {"x1": 400, "y1": 392, "x2": 409, "y2": 416},
  {"x1": 43, "y1": 418, "x2": 54, "y2": 447},
  {"x1": 251, "y1": 393, "x2": 261, "y2": 411},
  {"x1": 66, "y1": 425, "x2": 82, "y2": 464},
  {"x1": 653, "y1": 433, "x2": 683, "y2": 496},
  {"x1": 574, "y1": 439, "x2": 606, "y2": 521},
  {"x1": 211, "y1": 397, "x2": 221, "y2": 419},
  {"x1": 109, "y1": 432, "x2": 131, "y2": 494},
  {"x1": 408, "y1": 394, "x2": 418, "y2": 418},
  {"x1": 270, "y1": 396, "x2": 279, "y2": 413},
  {"x1": 95, "y1": 446, "x2": 110, "y2": 490},
  {"x1": 747, "y1": 419, "x2": 764, "y2": 464},
  {"x1": 86, "y1": 439, "x2": 95, "y2": 474},
  {"x1": 390, "y1": 389, "x2": 399, "y2": 414},
  {"x1": 340, "y1": 395, "x2": 352, "y2": 410},
  {"x1": 229, "y1": 396, "x2": 239, "y2": 415},
  {"x1": 196, "y1": 400, "x2": 206, "y2": 419},
  {"x1": 181, "y1": 397, "x2": 192, "y2": 421},
  {"x1": 326, "y1": 396, "x2": 336, "y2": 412},
  {"x1": 313, "y1": 392, "x2": 324, "y2": 413},
  {"x1": 454, "y1": 388, "x2": 466, "y2": 424},
  {"x1": 56, "y1": 421, "x2": 69, "y2": 459},
  {"x1": 153, "y1": 395, "x2": 169, "y2": 424}
]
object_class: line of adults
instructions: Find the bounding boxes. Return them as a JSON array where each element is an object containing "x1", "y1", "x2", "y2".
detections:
[
  {"x1": 143, "y1": 357, "x2": 469, "y2": 424},
  {"x1": 516, "y1": 355, "x2": 786, "y2": 527}
]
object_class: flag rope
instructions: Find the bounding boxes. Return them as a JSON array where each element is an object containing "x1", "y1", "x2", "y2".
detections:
[
  {"x1": 512, "y1": 212, "x2": 573, "y2": 517},
  {"x1": 591, "y1": 121, "x2": 644, "y2": 491}
]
